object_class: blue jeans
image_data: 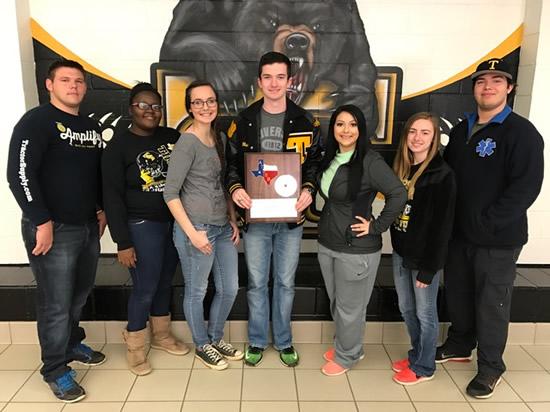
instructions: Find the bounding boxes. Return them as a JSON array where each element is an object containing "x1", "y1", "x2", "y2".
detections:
[
  {"x1": 243, "y1": 223, "x2": 303, "y2": 350},
  {"x1": 392, "y1": 252, "x2": 440, "y2": 377},
  {"x1": 21, "y1": 217, "x2": 99, "y2": 382},
  {"x1": 127, "y1": 219, "x2": 179, "y2": 331},
  {"x1": 173, "y1": 222, "x2": 238, "y2": 348}
]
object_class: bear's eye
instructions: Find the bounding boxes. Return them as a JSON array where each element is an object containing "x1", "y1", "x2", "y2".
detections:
[
  {"x1": 312, "y1": 23, "x2": 321, "y2": 31},
  {"x1": 269, "y1": 17, "x2": 279, "y2": 28}
]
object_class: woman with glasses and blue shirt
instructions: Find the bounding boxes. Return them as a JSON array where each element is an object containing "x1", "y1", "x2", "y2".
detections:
[
  {"x1": 102, "y1": 83, "x2": 189, "y2": 376},
  {"x1": 164, "y1": 80, "x2": 243, "y2": 370}
]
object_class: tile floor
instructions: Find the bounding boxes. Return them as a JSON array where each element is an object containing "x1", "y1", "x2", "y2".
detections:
[{"x1": 0, "y1": 343, "x2": 549, "y2": 411}]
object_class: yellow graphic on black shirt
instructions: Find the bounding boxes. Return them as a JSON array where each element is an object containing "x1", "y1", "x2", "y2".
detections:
[
  {"x1": 394, "y1": 203, "x2": 411, "y2": 232},
  {"x1": 56, "y1": 122, "x2": 66, "y2": 132},
  {"x1": 393, "y1": 177, "x2": 411, "y2": 232},
  {"x1": 136, "y1": 150, "x2": 168, "y2": 192}
]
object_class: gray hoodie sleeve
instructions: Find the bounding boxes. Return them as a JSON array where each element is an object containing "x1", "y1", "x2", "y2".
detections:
[{"x1": 365, "y1": 155, "x2": 407, "y2": 235}]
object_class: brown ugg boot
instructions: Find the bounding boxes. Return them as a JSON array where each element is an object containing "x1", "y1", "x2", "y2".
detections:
[
  {"x1": 149, "y1": 315, "x2": 190, "y2": 355},
  {"x1": 122, "y1": 329, "x2": 152, "y2": 376}
]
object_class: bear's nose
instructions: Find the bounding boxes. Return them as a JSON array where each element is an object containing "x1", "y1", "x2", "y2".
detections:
[{"x1": 285, "y1": 33, "x2": 309, "y2": 50}]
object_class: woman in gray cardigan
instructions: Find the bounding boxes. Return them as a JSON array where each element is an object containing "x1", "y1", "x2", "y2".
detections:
[
  {"x1": 317, "y1": 105, "x2": 407, "y2": 376},
  {"x1": 164, "y1": 81, "x2": 242, "y2": 371}
]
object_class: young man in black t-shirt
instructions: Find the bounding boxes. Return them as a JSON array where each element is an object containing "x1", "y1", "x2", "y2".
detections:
[{"x1": 7, "y1": 60, "x2": 106, "y2": 403}]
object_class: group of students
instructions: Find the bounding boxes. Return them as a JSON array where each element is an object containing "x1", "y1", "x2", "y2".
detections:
[{"x1": 7, "y1": 51, "x2": 544, "y2": 403}]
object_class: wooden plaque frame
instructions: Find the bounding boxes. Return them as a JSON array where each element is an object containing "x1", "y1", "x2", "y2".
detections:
[{"x1": 244, "y1": 152, "x2": 301, "y2": 223}]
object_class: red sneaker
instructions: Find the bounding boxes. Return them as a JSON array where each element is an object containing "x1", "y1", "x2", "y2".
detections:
[
  {"x1": 321, "y1": 361, "x2": 349, "y2": 376},
  {"x1": 393, "y1": 367, "x2": 434, "y2": 385},
  {"x1": 391, "y1": 358, "x2": 410, "y2": 373},
  {"x1": 323, "y1": 347, "x2": 335, "y2": 362}
]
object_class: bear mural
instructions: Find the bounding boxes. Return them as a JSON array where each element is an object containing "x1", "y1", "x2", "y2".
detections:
[{"x1": 157, "y1": 0, "x2": 380, "y2": 140}]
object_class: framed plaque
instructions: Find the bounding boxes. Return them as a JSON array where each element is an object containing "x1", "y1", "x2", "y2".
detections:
[{"x1": 244, "y1": 152, "x2": 301, "y2": 223}]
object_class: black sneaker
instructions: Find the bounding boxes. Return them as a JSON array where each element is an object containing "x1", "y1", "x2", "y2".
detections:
[
  {"x1": 195, "y1": 344, "x2": 228, "y2": 370},
  {"x1": 70, "y1": 343, "x2": 106, "y2": 366},
  {"x1": 47, "y1": 370, "x2": 86, "y2": 403},
  {"x1": 244, "y1": 346, "x2": 264, "y2": 367},
  {"x1": 435, "y1": 345, "x2": 473, "y2": 364},
  {"x1": 279, "y1": 346, "x2": 299, "y2": 367},
  {"x1": 466, "y1": 373, "x2": 502, "y2": 399},
  {"x1": 212, "y1": 339, "x2": 244, "y2": 361}
]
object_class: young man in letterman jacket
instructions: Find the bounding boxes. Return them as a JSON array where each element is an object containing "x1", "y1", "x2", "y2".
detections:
[
  {"x1": 226, "y1": 51, "x2": 322, "y2": 367},
  {"x1": 7, "y1": 60, "x2": 106, "y2": 403},
  {"x1": 438, "y1": 58, "x2": 544, "y2": 399}
]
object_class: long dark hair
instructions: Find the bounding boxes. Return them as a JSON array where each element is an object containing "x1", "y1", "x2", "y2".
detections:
[
  {"x1": 184, "y1": 80, "x2": 225, "y2": 171},
  {"x1": 319, "y1": 104, "x2": 371, "y2": 200}
]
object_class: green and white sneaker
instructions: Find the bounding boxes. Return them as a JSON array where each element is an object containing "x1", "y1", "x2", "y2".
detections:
[
  {"x1": 212, "y1": 339, "x2": 244, "y2": 361},
  {"x1": 244, "y1": 346, "x2": 264, "y2": 366},
  {"x1": 279, "y1": 346, "x2": 299, "y2": 367}
]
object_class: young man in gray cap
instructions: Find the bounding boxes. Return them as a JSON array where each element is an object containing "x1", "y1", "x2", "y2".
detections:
[{"x1": 437, "y1": 58, "x2": 544, "y2": 398}]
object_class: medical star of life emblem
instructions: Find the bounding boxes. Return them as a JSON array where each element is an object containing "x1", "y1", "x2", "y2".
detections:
[{"x1": 476, "y1": 138, "x2": 496, "y2": 157}]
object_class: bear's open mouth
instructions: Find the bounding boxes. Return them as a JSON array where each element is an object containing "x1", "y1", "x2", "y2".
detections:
[{"x1": 288, "y1": 56, "x2": 310, "y2": 104}]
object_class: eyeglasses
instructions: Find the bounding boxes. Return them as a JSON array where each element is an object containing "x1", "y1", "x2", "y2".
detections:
[
  {"x1": 131, "y1": 102, "x2": 163, "y2": 112},
  {"x1": 190, "y1": 98, "x2": 217, "y2": 108}
]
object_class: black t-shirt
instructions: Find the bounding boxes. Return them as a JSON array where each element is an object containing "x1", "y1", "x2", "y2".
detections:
[
  {"x1": 101, "y1": 127, "x2": 180, "y2": 250},
  {"x1": 7, "y1": 103, "x2": 103, "y2": 225}
]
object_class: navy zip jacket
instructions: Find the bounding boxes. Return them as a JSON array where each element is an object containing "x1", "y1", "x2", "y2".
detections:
[{"x1": 443, "y1": 106, "x2": 544, "y2": 247}]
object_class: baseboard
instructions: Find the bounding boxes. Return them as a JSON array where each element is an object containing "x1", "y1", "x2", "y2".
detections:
[{"x1": 2, "y1": 320, "x2": 549, "y2": 345}]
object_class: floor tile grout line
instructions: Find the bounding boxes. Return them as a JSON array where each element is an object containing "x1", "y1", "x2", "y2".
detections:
[
  {"x1": 501, "y1": 373, "x2": 531, "y2": 405},
  {"x1": 519, "y1": 343, "x2": 549, "y2": 371},
  {"x1": 444, "y1": 364, "x2": 478, "y2": 409},
  {"x1": 5, "y1": 367, "x2": 44, "y2": 406},
  {"x1": 293, "y1": 366, "x2": 301, "y2": 412},
  {"x1": 0, "y1": 344, "x2": 10, "y2": 356},
  {"x1": 239, "y1": 353, "x2": 245, "y2": 412},
  {"x1": 180, "y1": 353, "x2": 196, "y2": 409},
  {"x1": 526, "y1": 402, "x2": 537, "y2": 412},
  {"x1": 344, "y1": 372, "x2": 360, "y2": 412}
]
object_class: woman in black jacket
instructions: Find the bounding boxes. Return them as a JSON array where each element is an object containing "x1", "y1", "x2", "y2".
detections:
[
  {"x1": 317, "y1": 105, "x2": 406, "y2": 376},
  {"x1": 390, "y1": 112, "x2": 456, "y2": 385}
]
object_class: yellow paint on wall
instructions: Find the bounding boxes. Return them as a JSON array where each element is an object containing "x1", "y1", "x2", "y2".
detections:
[
  {"x1": 402, "y1": 25, "x2": 524, "y2": 100},
  {"x1": 30, "y1": 18, "x2": 131, "y2": 89}
]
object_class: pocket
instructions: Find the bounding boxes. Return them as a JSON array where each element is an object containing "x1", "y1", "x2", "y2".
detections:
[
  {"x1": 485, "y1": 247, "x2": 521, "y2": 286},
  {"x1": 128, "y1": 219, "x2": 146, "y2": 225},
  {"x1": 21, "y1": 218, "x2": 37, "y2": 250},
  {"x1": 339, "y1": 254, "x2": 370, "y2": 282}
]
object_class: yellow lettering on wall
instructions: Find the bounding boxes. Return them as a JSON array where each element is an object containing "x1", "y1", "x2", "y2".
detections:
[{"x1": 287, "y1": 133, "x2": 312, "y2": 164}]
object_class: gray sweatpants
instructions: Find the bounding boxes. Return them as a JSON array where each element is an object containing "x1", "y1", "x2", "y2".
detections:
[{"x1": 318, "y1": 243, "x2": 381, "y2": 369}]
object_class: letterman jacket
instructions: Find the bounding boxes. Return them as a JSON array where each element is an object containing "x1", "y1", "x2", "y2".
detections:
[{"x1": 225, "y1": 97, "x2": 322, "y2": 227}]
